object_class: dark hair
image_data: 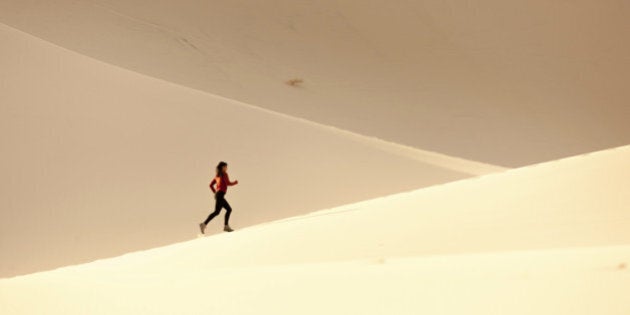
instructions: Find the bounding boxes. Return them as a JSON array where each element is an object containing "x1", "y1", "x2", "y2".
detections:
[{"x1": 216, "y1": 161, "x2": 228, "y2": 177}]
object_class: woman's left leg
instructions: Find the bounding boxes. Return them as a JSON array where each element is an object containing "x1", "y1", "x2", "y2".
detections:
[{"x1": 223, "y1": 199, "x2": 232, "y2": 226}]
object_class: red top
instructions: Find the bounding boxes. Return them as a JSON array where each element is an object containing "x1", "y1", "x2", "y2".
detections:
[{"x1": 210, "y1": 173, "x2": 236, "y2": 193}]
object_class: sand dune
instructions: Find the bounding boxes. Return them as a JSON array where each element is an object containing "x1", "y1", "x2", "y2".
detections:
[
  {"x1": 1, "y1": 145, "x2": 628, "y2": 314},
  {"x1": 1, "y1": 2, "x2": 628, "y2": 312},
  {"x1": 0, "y1": 21, "x2": 502, "y2": 278},
  {"x1": 0, "y1": 0, "x2": 628, "y2": 166}
]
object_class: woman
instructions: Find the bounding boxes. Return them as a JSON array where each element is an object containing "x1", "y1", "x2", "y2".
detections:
[{"x1": 200, "y1": 161, "x2": 238, "y2": 234}]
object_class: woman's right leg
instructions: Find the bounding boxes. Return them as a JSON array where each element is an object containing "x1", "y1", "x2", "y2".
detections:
[{"x1": 204, "y1": 193, "x2": 225, "y2": 225}]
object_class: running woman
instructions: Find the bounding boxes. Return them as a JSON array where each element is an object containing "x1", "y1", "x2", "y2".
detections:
[{"x1": 199, "y1": 161, "x2": 238, "y2": 233}]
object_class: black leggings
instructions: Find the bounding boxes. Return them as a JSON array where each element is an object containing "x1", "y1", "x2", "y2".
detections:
[{"x1": 204, "y1": 191, "x2": 232, "y2": 225}]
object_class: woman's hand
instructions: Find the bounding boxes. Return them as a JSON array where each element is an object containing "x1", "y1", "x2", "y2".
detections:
[{"x1": 234, "y1": 180, "x2": 239, "y2": 185}]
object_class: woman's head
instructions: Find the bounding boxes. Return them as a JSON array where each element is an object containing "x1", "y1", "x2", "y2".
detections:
[{"x1": 216, "y1": 161, "x2": 228, "y2": 176}]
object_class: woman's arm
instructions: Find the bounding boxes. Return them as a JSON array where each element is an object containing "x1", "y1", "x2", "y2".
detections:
[
  {"x1": 209, "y1": 178, "x2": 217, "y2": 193},
  {"x1": 226, "y1": 174, "x2": 238, "y2": 186}
]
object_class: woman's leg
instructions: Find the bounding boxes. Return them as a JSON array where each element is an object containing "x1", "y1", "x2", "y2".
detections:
[
  {"x1": 204, "y1": 193, "x2": 224, "y2": 225},
  {"x1": 223, "y1": 199, "x2": 232, "y2": 226}
]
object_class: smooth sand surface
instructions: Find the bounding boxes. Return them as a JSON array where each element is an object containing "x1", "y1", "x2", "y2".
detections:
[
  {"x1": 0, "y1": 0, "x2": 628, "y2": 166},
  {"x1": 1, "y1": 145, "x2": 628, "y2": 314},
  {"x1": 0, "y1": 22, "x2": 502, "y2": 278}
]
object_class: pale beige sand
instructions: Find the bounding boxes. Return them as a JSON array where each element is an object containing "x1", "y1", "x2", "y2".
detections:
[
  {"x1": 1, "y1": 145, "x2": 628, "y2": 314},
  {"x1": 0, "y1": 0, "x2": 628, "y2": 166},
  {"x1": 0, "y1": 22, "x2": 502, "y2": 278}
]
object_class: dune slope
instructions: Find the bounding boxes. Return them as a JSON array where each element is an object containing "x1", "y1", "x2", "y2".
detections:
[
  {"x1": 0, "y1": 22, "x2": 497, "y2": 278},
  {"x1": 0, "y1": 0, "x2": 629, "y2": 166},
  {"x1": 1, "y1": 145, "x2": 628, "y2": 314}
]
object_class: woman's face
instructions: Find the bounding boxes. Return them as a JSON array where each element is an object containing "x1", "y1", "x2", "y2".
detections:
[{"x1": 222, "y1": 165, "x2": 228, "y2": 172}]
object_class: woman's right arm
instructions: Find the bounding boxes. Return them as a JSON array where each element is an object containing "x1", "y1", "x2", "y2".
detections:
[{"x1": 209, "y1": 178, "x2": 217, "y2": 193}]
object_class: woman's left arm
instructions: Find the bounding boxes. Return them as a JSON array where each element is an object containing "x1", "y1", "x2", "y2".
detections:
[{"x1": 226, "y1": 174, "x2": 238, "y2": 186}]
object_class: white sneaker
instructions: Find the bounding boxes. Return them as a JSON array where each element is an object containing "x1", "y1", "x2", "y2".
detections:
[
  {"x1": 224, "y1": 225, "x2": 234, "y2": 232},
  {"x1": 199, "y1": 223, "x2": 206, "y2": 234}
]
